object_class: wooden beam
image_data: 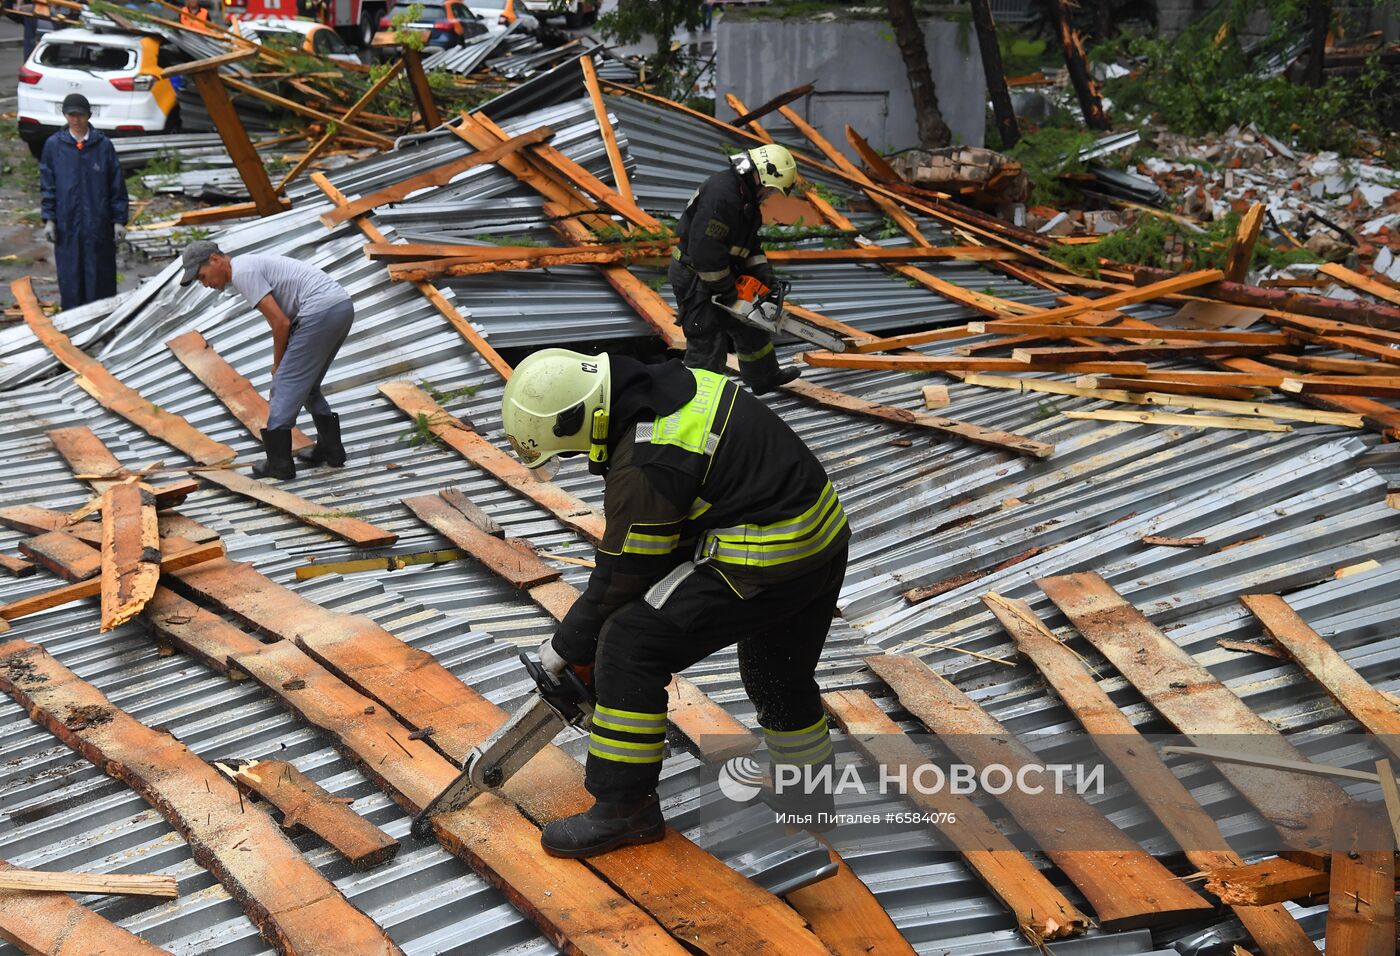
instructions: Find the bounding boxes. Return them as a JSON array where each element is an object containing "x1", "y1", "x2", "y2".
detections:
[
  {"x1": 863, "y1": 654, "x2": 1214, "y2": 929},
  {"x1": 1132, "y1": 264, "x2": 1400, "y2": 330},
  {"x1": 100, "y1": 483, "x2": 161, "y2": 632},
  {"x1": 1327, "y1": 803, "x2": 1395, "y2": 955},
  {"x1": 222, "y1": 76, "x2": 394, "y2": 149},
  {"x1": 579, "y1": 56, "x2": 634, "y2": 205},
  {"x1": 1160, "y1": 746, "x2": 1381, "y2": 784},
  {"x1": 47, "y1": 426, "x2": 126, "y2": 493},
  {"x1": 843, "y1": 126, "x2": 905, "y2": 185},
  {"x1": 0, "y1": 869, "x2": 177, "y2": 899},
  {"x1": 1028, "y1": 270, "x2": 1226, "y2": 324},
  {"x1": 823, "y1": 689, "x2": 1090, "y2": 943},
  {"x1": 232, "y1": 760, "x2": 398, "y2": 869},
  {"x1": 1281, "y1": 377, "x2": 1400, "y2": 399},
  {"x1": 13, "y1": 278, "x2": 236, "y2": 465},
  {"x1": 0, "y1": 541, "x2": 224, "y2": 622},
  {"x1": 0, "y1": 858, "x2": 170, "y2": 955},
  {"x1": 144, "y1": 588, "x2": 688, "y2": 955},
  {"x1": 402, "y1": 493, "x2": 560, "y2": 588},
  {"x1": 1218, "y1": 356, "x2": 1400, "y2": 440},
  {"x1": 380, "y1": 381, "x2": 605, "y2": 543},
  {"x1": 1089, "y1": 376, "x2": 1264, "y2": 401},
  {"x1": 0, "y1": 555, "x2": 33, "y2": 578},
  {"x1": 1319, "y1": 263, "x2": 1400, "y2": 307},
  {"x1": 310, "y1": 172, "x2": 516, "y2": 381},
  {"x1": 983, "y1": 593, "x2": 1316, "y2": 955},
  {"x1": 1225, "y1": 204, "x2": 1265, "y2": 284},
  {"x1": 66, "y1": 477, "x2": 200, "y2": 525},
  {"x1": 971, "y1": 321, "x2": 1287, "y2": 344},
  {"x1": 187, "y1": 70, "x2": 284, "y2": 218},
  {"x1": 199, "y1": 471, "x2": 398, "y2": 549},
  {"x1": 730, "y1": 83, "x2": 814, "y2": 129},
  {"x1": 165, "y1": 331, "x2": 313, "y2": 453},
  {"x1": 170, "y1": 559, "x2": 833, "y2": 953},
  {"x1": 399, "y1": 47, "x2": 442, "y2": 131},
  {"x1": 1204, "y1": 857, "x2": 1331, "y2": 906},
  {"x1": 1240, "y1": 594, "x2": 1400, "y2": 764},
  {"x1": 1037, "y1": 571, "x2": 1349, "y2": 858},
  {"x1": 802, "y1": 351, "x2": 1152, "y2": 374},
  {"x1": 0, "y1": 638, "x2": 406, "y2": 956},
  {"x1": 1378, "y1": 759, "x2": 1400, "y2": 850},
  {"x1": 20, "y1": 531, "x2": 102, "y2": 582},
  {"x1": 157, "y1": 46, "x2": 258, "y2": 78},
  {"x1": 276, "y1": 59, "x2": 407, "y2": 194},
  {"x1": 319, "y1": 126, "x2": 554, "y2": 227},
  {"x1": 1061, "y1": 408, "x2": 1292, "y2": 432}
]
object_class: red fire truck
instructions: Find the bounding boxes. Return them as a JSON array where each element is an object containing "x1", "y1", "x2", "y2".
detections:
[{"x1": 223, "y1": 0, "x2": 387, "y2": 48}]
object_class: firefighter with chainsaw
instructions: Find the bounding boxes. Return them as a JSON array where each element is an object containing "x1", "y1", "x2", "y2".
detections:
[
  {"x1": 498, "y1": 348, "x2": 849, "y2": 857},
  {"x1": 669, "y1": 143, "x2": 803, "y2": 394}
]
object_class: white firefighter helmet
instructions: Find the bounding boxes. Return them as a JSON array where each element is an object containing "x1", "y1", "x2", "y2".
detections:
[
  {"x1": 500, "y1": 349, "x2": 611, "y2": 469},
  {"x1": 746, "y1": 143, "x2": 798, "y2": 194}
]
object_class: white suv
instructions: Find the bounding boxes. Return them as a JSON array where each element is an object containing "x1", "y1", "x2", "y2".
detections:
[{"x1": 17, "y1": 28, "x2": 183, "y2": 159}]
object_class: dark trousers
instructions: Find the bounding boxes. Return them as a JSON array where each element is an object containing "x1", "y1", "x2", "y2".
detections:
[
  {"x1": 585, "y1": 544, "x2": 848, "y2": 802},
  {"x1": 669, "y1": 260, "x2": 784, "y2": 390},
  {"x1": 266, "y1": 299, "x2": 353, "y2": 431}
]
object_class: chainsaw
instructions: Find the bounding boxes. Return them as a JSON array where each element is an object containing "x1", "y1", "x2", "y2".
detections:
[
  {"x1": 411, "y1": 653, "x2": 593, "y2": 840},
  {"x1": 711, "y1": 276, "x2": 849, "y2": 354}
]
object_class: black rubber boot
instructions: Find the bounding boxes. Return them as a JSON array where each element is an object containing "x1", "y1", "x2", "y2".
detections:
[
  {"x1": 252, "y1": 428, "x2": 296, "y2": 481},
  {"x1": 540, "y1": 793, "x2": 665, "y2": 858},
  {"x1": 304, "y1": 413, "x2": 346, "y2": 467}
]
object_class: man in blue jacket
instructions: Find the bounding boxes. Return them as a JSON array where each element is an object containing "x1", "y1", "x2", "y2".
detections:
[{"x1": 40, "y1": 94, "x2": 129, "y2": 311}]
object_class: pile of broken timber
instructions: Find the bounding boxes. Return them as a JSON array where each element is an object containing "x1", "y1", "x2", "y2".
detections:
[{"x1": 842, "y1": 570, "x2": 1398, "y2": 955}]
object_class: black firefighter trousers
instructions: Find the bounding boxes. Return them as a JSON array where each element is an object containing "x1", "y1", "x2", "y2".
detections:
[
  {"x1": 669, "y1": 259, "x2": 785, "y2": 390},
  {"x1": 584, "y1": 543, "x2": 848, "y2": 803}
]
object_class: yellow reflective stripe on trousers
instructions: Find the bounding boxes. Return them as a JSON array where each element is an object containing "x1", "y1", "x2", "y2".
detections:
[
  {"x1": 588, "y1": 737, "x2": 666, "y2": 764},
  {"x1": 765, "y1": 716, "x2": 832, "y2": 765},
  {"x1": 737, "y1": 340, "x2": 774, "y2": 361},
  {"x1": 705, "y1": 498, "x2": 847, "y2": 568},
  {"x1": 620, "y1": 527, "x2": 681, "y2": 556},
  {"x1": 592, "y1": 705, "x2": 668, "y2": 734}
]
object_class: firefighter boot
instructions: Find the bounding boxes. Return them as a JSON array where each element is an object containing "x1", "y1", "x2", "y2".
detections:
[
  {"x1": 539, "y1": 793, "x2": 665, "y2": 858},
  {"x1": 740, "y1": 343, "x2": 802, "y2": 395},
  {"x1": 252, "y1": 428, "x2": 296, "y2": 481},
  {"x1": 304, "y1": 413, "x2": 346, "y2": 468}
]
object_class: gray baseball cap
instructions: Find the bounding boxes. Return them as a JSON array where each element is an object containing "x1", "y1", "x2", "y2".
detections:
[{"x1": 179, "y1": 239, "x2": 223, "y2": 286}]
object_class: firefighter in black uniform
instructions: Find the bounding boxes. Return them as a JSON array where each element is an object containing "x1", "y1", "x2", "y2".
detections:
[
  {"x1": 500, "y1": 348, "x2": 849, "y2": 858},
  {"x1": 669, "y1": 143, "x2": 803, "y2": 394}
]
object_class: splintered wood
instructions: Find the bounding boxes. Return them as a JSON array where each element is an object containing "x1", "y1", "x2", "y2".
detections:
[
  {"x1": 0, "y1": 859, "x2": 171, "y2": 955},
  {"x1": 864, "y1": 654, "x2": 1213, "y2": 930},
  {"x1": 100, "y1": 483, "x2": 161, "y2": 631},
  {"x1": 0, "y1": 638, "x2": 404, "y2": 956}
]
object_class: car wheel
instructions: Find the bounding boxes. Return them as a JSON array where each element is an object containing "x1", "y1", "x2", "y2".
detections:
[{"x1": 165, "y1": 105, "x2": 183, "y2": 135}]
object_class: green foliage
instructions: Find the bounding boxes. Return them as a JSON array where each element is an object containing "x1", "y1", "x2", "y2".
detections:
[
  {"x1": 405, "y1": 411, "x2": 447, "y2": 447},
  {"x1": 999, "y1": 35, "x2": 1050, "y2": 77},
  {"x1": 1097, "y1": 1, "x2": 1398, "y2": 155},
  {"x1": 597, "y1": 0, "x2": 706, "y2": 96},
  {"x1": 419, "y1": 380, "x2": 478, "y2": 405},
  {"x1": 390, "y1": 3, "x2": 427, "y2": 51},
  {"x1": 1005, "y1": 128, "x2": 1100, "y2": 205},
  {"x1": 798, "y1": 180, "x2": 844, "y2": 209},
  {"x1": 1046, "y1": 212, "x2": 1317, "y2": 276}
]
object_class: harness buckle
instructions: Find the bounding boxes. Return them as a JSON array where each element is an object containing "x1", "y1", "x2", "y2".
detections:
[{"x1": 694, "y1": 535, "x2": 720, "y2": 567}]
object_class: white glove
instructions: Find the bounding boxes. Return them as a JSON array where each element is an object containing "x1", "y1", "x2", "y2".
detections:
[
  {"x1": 43, "y1": 221, "x2": 55, "y2": 243},
  {"x1": 114, "y1": 224, "x2": 127, "y2": 243},
  {"x1": 538, "y1": 636, "x2": 568, "y2": 677}
]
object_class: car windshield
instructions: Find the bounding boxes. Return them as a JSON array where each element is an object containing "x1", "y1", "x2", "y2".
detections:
[
  {"x1": 470, "y1": 0, "x2": 508, "y2": 10},
  {"x1": 36, "y1": 42, "x2": 135, "y2": 71},
  {"x1": 392, "y1": 3, "x2": 447, "y2": 18},
  {"x1": 314, "y1": 29, "x2": 352, "y2": 54}
]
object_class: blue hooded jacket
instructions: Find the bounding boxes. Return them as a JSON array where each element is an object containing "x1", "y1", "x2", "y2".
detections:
[{"x1": 40, "y1": 126, "x2": 129, "y2": 311}]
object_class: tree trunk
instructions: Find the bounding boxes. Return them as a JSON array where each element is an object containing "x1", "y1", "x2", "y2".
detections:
[
  {"x1": 1046, "y1": 0, "x2": 1110, "y2": 130},
  {"x1": 885, "y1": 0, "x2": 952, "y2": 149},
  {"x1": 969, "y1": 0, "x2": 1020, "y2": 149},
  {"x1": 1303, "y1": 0, "x2": 1332, "y2": 88}
]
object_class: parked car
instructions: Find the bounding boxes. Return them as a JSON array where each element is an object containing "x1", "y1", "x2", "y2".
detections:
[
  {"x1": 518, "y1": 0, "x2": 596, "y2": 28},
  {"x1": 376, "y1": 0, "x2": 496, "y2": 51},
  {"x1": 230, "y1": 16, "x2": 364, "y2": 64},
  {"x1": 468, "y1": 0, "x2": 539, "y2": 32},
  {"x1": 16, "y1": 28, "x2": 185, "y2": 159}
]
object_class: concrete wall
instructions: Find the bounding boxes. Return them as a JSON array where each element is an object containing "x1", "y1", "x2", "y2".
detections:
[{"x1": 716, "y1": 19, "x2": 986, "y2": 162}]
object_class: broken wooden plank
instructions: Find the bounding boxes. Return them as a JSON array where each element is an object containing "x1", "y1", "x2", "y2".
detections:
[
  {"x1": 199, "y1": 471, "x2": 397, "y2": 548},
  {"x1": 0, "y1": 638, "x2": 405, "y2": 956},
  {"x1": 863, "y1": 654, "x2": 1213, "y2": 930},
  {"x1": 1161, "y1": 746, "x2": 1380, "y2": 784},
  {"x1": 1027, "y1": 270, "x2": 1225, "y2": 324},
  {"x1": 402, "y1": 494, "x2": 558, "y2": 588},
  {"x1": 0, "y1": 869, "x2": 177, "y2": 898},
  {"x1": 1318, "y1": 263, "x2": 1400, "y2": 308},
  {"x1": 0, "y1": 555, "x2": 33, "y2": 578},
  {"x1": 1224, "y1": 203, "x2": 1265, "y2": 284},
  {"x1": 13, "y1": 278, "x2": 236, "y2": 465},
  {"x1": 66, "y1": 478, "x2": 200, "y2": 525},
  {"x1": 1377, "y1": 759, "x2": 1400, "y2": 850},
  {"x1": 970, "y1": 321, "x2": 1287, "y2": 344},
  {"x1": 0, "y1": 541, "x2": 224, "y2": 622},
  {"x1": 823, "y1": 689, "x2": 1090, "y2": 944},
  {"x1": 100, "y1": 483, "x2": 161, "y2": 631},
  {"x1": 1131, "y1": 264, "x2": 1400, "y2": 329},
  {"x1": 780, "y1": 374, "x2": 1054, "y2": 458},
  {"x1": 1327, "y1": 803, "x2": 1394, "y2": 955},
  {"x1": 1142, "y1": 535, "x2": 1206, "y2": 547},
  {"x1": 380, "y1": 381, "x2": 606, "y2": 543},
  {"x1": 1204, "y1": 857, "x2": 1330, "y2": 906},
  {"x1": 1240, "y1": 594, "x2": 1400, "y2": 764},
  {"x1": 319, "y1": 126, "x2": 554, "y2": 227},
  {"x1": 1038, "y1": 571, "x2": 1348, "y2": 857},
  {"x1": 144, "y1": 588, "x2": 689, "y2": 954},
  {"x1": 983, "y1": 593, "x2": 1315, "y2": 955},
  {"x1": 310, "y1": 172, "x2": 516, "y2": 381},
  {"x1": 19, "y1": 531, "x2": 102, "y2": 581},
  {"x1": 801, "y1": 351, "x2": 1152, "y2": 374},
  {"x1": 1090, "y1": 376, "x2": 1264, "y2": 401},
  {"x1": 172, "y1": 557, "x2": 830, "y2": 954},
  {"x1": 579, "y1": 56, "x2": 634, "y2": 205},
  {"x1": 0, "y1": 858, "x2": 171, "y2": 956},
  {"x1": 1013, "y1": 342, "x2": 1279, "y2": 364},
  {"x1": 1061, "y1": 409, "x2": 1292, "y2": 432},
  {"x1": 47, "y1": 426, "x2": 127, "y2": 493},
  {"x1": 232, "y1": 760, "x2": 398, "y2": 869},
  {"x1": 165, "y1": 331, "x2": 313, "y2": 453}
]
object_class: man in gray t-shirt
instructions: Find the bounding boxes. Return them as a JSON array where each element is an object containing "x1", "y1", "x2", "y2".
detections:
[{"x1": 179, "y1": 240, "x2": 355, "y2": 481}]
